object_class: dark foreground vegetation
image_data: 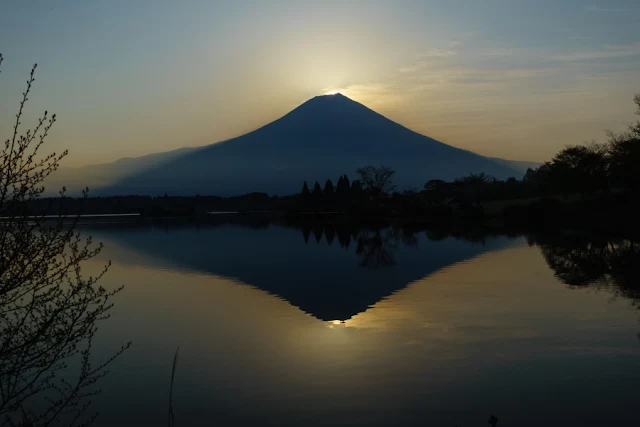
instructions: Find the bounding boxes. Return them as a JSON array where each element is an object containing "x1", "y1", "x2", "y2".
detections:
[{"x1": 1, "y1": 56, "x2": 129, "y2": 427}]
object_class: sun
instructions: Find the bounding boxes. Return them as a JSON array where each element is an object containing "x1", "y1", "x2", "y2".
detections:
[{"x1": 323, "y1": 89, "x2": 342, "y2": 95}]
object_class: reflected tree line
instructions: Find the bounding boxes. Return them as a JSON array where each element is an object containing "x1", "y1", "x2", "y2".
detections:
[
  {"x1": 299, "y1": 223, "x2": 419, "y2": 269},
  {"x1": 296, "y1": 221, "x2": 640, "y2": 312},
  {"x1": 532, "y1": 234, "x2": 640, "y2": 309}
]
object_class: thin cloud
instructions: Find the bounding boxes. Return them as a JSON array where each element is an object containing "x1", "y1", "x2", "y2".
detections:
[
  {"x1": 549, "y1": 42, "x2": 640, "y2": 61},
  {"x1": 400, "y1": 47, "x2": 458, "y2": 73},
  {"x1": 585, "y1": 5, "x2": 634, "y2": 12},
  {"x1": 415, "y1": 48, "x2": 456, "y2": 59},
  {"x1": 399, "y1": 61, "x2": 429, "y2": 74},
  {"x1": 485, "y1": 48, "x2": 515, "y2": 57}
]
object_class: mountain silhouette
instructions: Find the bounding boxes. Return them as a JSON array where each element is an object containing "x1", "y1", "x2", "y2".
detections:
[{"x1": 95, "y1": 94, "x2": 523, "y2": 196}]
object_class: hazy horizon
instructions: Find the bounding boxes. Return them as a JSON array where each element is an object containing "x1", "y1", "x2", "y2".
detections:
[{"x1": 1, "y1": 0, "x2": 639, "y2": 167}]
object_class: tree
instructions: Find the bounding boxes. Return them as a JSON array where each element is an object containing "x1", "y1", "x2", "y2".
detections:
[
  {"x1": 548, "y1": 143, "x2": 608, "y2": 198},
  {"x1": 300, "y1": 181, "x2": 310, "y2": 197},
  {"x1": 423, "y1": 179, "x2": 447, "y2": 203},
  {"x1": 350, "y1": 180, "x2": 363, "y2": 197},
  {"x1": 424, "y1": 179, "x2": 445, "y2": 193},
  {"x1": 454, "y1": 173, "x2": 493, "y2": 204},
  {"x1": 341, "y1": 175, "x2": 350, "y2": 191},
  {"x1": 312, "y1": 181, "x2": 323, "y2": 198},
  {"x1": 632, "y1": 93, "x2": 640, "y2": 135},
  {"x1": 523, "y1": 168, "x2": 537, "y2": 183},
  {"x1": 335, "y1": 175, "x2": 351, "y2": 205},
  {"x1": 523, "y1": 162, "x2": 552, "y2": 194},
  {"x1": 335, "y1": 175, "x2": 347, "y2": 196},
  {"x1": 608, "y1": 132, "x2": 640, "y2": 193},
  {"x1": 0, "y1": 56, "x2": 129, "y2": 426},
  {"x1": 607, "y1": 93, "x2": 640, "y2": 193},
  {"x1": 323, "y1": 179, "x2": 335, "y2": 196},
  {"x1": 355, "y1": 165, "x2": 396, "y2": 195}
]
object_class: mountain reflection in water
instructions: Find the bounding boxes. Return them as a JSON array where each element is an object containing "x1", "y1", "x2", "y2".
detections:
[{"x1": 78, "y1": 218, "x2": 640, "y2": 427}]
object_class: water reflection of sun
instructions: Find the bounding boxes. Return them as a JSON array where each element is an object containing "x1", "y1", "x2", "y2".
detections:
[{"x1": 328, "y1": 320, "x2": 345, "y2": 328}]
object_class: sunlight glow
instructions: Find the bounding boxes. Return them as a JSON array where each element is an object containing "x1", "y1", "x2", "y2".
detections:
[
  {"x1": 328, "y1": 319, "x2": 347, "y2": 329},
  {"x1": 322, "y1": 85, "x2": 398, "y2": 112}
]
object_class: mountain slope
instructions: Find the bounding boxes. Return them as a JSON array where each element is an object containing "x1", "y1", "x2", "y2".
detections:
[{"x1": 97, "y1": 93, "x2": 523, "y2": 196}]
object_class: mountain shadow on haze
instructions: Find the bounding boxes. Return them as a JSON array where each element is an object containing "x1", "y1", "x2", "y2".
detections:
[
  {"x1": 44, "y1": 146, "x2": 199, "y2": 196},
  {"x1": 101, "y1": 94, "x2": 522, "y2": 196},
  {"x1": 86, "y1": 220, "x2": 520, "y2": 321}
]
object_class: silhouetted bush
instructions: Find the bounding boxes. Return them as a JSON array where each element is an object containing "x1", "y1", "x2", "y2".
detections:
[{"x1": 0, "y1": 55, "x2": 129, "y2": 426}]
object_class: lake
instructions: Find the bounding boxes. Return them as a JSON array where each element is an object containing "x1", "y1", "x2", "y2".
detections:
[{"x1": 80, "y1": 218, "x2": 640, "y2": 426}]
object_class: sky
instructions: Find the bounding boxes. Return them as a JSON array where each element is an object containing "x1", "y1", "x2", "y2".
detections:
[{"x1": 1, "y1": 0, "x2": 639, "y2": 167}]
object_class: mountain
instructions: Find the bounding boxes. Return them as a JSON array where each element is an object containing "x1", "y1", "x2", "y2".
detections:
[{"x1": 54, "y1": 93, "x2": 527, "y2": 196}]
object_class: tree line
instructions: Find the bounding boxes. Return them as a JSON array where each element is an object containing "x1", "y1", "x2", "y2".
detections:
[
  {"x1": 28, "y1": 93, "x2": 640, "y2": 225},
  {"x1": 425, "y1": 93, "x2": 640, "y2": 204}
]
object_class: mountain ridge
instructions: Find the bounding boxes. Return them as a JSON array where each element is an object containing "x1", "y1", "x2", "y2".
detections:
[{"x1": 48, "y1": 94, "x2": 531, "y2": 196}]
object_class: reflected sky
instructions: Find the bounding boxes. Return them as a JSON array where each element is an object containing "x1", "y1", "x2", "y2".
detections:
[{"x1": 82, "y1": 222, "x2": 640, "y2": 426}]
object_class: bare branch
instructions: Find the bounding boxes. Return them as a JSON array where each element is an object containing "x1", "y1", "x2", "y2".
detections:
[{"x1": 0, "y1": 54, "x2": 128, "y2": 427}]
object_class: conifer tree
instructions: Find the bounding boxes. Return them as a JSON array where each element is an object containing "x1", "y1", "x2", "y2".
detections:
[
  {"x1": 301, "y1": 181, "x2": 310, "y2": 197},
  {"x1": 324, "y1": 179, "x2": 335, "y2": 196},
  {"x1": 312, "y1": 181, "x2": 323, "y2": 198}
]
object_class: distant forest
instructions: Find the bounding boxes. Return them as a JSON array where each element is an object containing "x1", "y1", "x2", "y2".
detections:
[{"x1": 32, "y1": 93, "x2": 640, "y2": 232}]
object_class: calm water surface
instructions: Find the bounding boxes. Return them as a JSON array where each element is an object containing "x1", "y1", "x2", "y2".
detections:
[{"x1": 80, "y1": 220, "x2": 640, "y2": 426}]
